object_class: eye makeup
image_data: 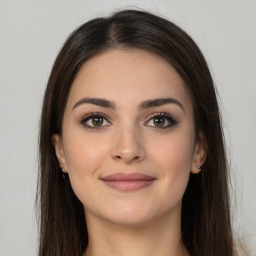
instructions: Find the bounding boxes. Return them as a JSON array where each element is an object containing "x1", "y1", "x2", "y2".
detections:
[
  {"x1": 145, "y1": 112, "x2": 178, "y2": 129},
  {"x1": 79, "y1": 112, "x2": 111, "y2": 129},
  {"x1": 79, "y1": 111, "x2": 178, "y2": 130}
]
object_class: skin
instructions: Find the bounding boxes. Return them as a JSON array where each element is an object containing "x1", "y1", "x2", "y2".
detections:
[{"x1": 52, "y1": 49, "x2": 206, "y2": 256}]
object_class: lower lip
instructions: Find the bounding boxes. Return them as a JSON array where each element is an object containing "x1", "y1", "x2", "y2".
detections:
[{"x1": 102, "y1": 180, "x2": 155, "y2": 192}]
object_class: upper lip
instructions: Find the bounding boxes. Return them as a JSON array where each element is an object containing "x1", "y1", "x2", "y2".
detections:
[{"x1": 100, "y1": 172, "x2": 156, "y2": 181}]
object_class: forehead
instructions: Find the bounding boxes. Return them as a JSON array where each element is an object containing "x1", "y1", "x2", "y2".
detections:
[{"x1": 66, "y1": 49, "x2": 192, "y2": 111}]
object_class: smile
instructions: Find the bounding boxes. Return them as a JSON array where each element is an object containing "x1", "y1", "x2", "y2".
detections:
[{"x1": 100, "y1": 173, "x2": 156, "y2": 192}]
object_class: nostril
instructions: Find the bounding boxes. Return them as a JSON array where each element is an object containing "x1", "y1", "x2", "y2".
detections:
[{"x1": 114, "y1": 155, "x2": 140, "y2": 161}]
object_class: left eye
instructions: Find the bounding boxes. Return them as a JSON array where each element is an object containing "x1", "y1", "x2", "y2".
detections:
[
  {"x1": 146, "y1": 114, "x2": 177, "y2": 128},
  {"x1": 81, "y1": 114, "x2": 110, "y2": 129}
]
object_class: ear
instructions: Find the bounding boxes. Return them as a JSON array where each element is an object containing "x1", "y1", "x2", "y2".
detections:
[
  {"x1": 191, "y1": 132, "x2": 207, "y2": 174},
  {"x1": 52, "y1": 134, "x2": 68, "y2": 173}
]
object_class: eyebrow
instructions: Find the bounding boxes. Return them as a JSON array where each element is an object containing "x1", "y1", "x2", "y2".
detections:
[
  {"x1": 72, "y1": 97, "x2": 115, "y2": 110},
  {"x1": 72, "y1": 97, "x2": 185, "y2": 112},
  {"x1": 139, "y1": 98, "x2": 184, "y2": 112}
]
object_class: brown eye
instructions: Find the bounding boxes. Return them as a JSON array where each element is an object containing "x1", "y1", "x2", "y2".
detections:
[
  {"x1": 153, "y1": 117, "x2": 165, "y2": 126},
  {"x1": 81, "y1": 113, "x2": 111, "y2": 129},
  {"x1": 146, "y1": 113, "x2": 177, "y2": 129},
  {"x1": 92, "y1": 117, "x2": 103, "y2": 126}
]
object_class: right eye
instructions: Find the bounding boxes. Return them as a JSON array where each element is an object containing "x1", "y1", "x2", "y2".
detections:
[
  {"x1": 80, "y1": 113, "x2": 111, "y2": 129},
  {"x1": 145, "y1": 112, "x2": 177, "y2": 129}
]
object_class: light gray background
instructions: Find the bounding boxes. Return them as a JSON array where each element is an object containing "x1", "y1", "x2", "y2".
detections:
[{"x1": 0, "y1": 1, "x2": 255, "y2": 255}]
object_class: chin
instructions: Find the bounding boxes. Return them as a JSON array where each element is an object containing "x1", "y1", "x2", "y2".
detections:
[
  {"x1": 105, "y1": 212, "x2": 154, "y2": 227},
  {"x1": 97, "y1": 200, "x2": 173, "y2": 227}
]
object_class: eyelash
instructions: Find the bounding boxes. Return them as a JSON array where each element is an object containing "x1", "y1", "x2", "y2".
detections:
[
  {"x1": 145, "y1": 112, "x2": 177, "y2": 129},
  {"x1": 80, "y1": 112, "x2": 111, "y2": 129},
  {"x1": 79, "y1": 112, "x2": 177, "y2": 130}
]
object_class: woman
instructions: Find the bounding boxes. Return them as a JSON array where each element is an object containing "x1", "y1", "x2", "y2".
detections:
[{"x1": 38, "y1": 9, "x2": 241, "y2": 256}]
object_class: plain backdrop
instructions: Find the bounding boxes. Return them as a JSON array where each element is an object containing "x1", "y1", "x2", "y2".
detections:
[{"x1": 0, "y1": 0, "x2": 255, "y2": 255}]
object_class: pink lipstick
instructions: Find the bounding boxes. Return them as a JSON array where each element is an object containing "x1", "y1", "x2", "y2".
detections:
[{"x1": 100, "y1": 173, "x2": 156, "y2": 192}]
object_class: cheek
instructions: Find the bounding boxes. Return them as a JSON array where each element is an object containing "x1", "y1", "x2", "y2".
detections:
[
  {"x1": 62, "y1": 131, "x2": 109, "y2": 200},
  {"x1": 150, "y1": 130, "x2": 195, "y2": 171},
  {"x1": 63, "y1": 129, "x2": 108, "y2": 172},
  {"x1": 148, "y1": 131, "x2": 195, "y2": 203}
]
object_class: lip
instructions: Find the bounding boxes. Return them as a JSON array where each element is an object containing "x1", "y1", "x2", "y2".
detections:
[{"x1": 100, "y1": 173, "x2": 156, "y2": 192}]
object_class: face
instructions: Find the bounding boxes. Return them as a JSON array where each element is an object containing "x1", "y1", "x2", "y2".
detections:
[{"x1": 53, "y1": 49, "x2": 205, "y2": 226}]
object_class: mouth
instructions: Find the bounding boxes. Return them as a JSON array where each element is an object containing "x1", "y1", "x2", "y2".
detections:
[{"x1": 100, "y1": 173, "x2": 156, "y2": 192}]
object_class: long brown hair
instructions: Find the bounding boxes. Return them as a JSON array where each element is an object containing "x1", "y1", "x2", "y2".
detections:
[{"x1": 38, "y1": 9, "x2": 237, "y2": 256}]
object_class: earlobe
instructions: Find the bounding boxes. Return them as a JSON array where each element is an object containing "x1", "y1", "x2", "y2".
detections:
[
  {"x1": 191, "y1": 132, "x2": 207, "y2": 174},
  {"x1": 51, "y1": 134, "x2": 68, "y2": 172}
]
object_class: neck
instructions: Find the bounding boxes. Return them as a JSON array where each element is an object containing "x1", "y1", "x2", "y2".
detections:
[{"x1": 83, "y1": 209, "x2": 189, "y2": 256}]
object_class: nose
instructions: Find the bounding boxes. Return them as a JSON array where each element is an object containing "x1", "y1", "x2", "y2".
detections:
[{"x1": 111, "y1": 124, "x2": 146, "y2": 164}]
